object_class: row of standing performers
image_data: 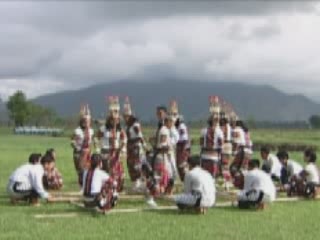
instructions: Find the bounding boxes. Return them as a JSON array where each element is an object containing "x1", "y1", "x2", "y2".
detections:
[{"x1": 70, "y1": 97, "x2": 253, "y2": 198}]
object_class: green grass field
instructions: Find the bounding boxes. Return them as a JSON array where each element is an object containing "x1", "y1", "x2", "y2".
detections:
[{"x1": 1, "y1": 128, "x2": 320, "y2": 240}]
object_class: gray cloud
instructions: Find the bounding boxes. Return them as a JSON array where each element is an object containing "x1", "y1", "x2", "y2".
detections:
[{"x1": 0, "y1": 1, "x2": 319, "y2": 101}]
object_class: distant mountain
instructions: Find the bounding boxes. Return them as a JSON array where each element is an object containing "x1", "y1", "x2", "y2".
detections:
[{"x1": 33, "y1": 80, "x2": 320, "y2": 122}]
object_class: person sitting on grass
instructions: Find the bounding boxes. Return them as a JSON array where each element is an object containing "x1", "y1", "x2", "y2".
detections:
[
  {"x1": 288, "y1": 149, "x2": 320, "y2": 198},
  {"x1": 174, "y1": 155, "x2": 216, "y2": 214},
  {"x1": 260, "y1": 146, "x2": 282, "y2": 181},
  {"x1": 42, "y1": 148, "x2": 63, "y2": 190},
  {"x1": 7, "y1": 153, "x2": 54, "y2": 206},
  {"x1": 82, "y1": 153, "x2": 118, "y2": 214},
  {"x1": 237, "y1": 159, "x2": 276, "y2": 210},
  {"x1": 276, "y1": 150, "x2": 303, "y2": 194}
]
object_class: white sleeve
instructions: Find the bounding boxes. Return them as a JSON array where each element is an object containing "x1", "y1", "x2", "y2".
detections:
[
  {"x1": 31, "y1": 166, "x2": 49, "y2": 199},
  {"x1": 101, "y1": 171, "x2": 110, "y2": 183}
]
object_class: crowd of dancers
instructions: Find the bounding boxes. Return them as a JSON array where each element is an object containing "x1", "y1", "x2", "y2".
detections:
[{"x1": 6, "y1": 96, "x2": 320, "y2": 214}]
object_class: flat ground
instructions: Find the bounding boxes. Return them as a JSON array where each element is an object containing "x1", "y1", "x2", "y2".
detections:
[{"x1": 1, "y1": 128, "x2": 320, "y2": 240}]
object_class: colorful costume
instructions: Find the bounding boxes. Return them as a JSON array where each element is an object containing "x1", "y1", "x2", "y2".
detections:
[
  {"x1": 200, "y1": 96, "x2": 224, "y2": 178},
  {"x1": 43, "y1": 167, "x2": 63, "y2": 190},
  {"x1": 71, "y1": 105, "x2": 94, "y2": 185},
  {"x1": 98, "y1": 96, "x2": 127, "y2": 192}
]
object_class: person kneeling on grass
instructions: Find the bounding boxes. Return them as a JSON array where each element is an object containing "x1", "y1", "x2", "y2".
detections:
[
  {"x1": 7, "y1": 153, "x2": 54, "y2": 205},
  {"x1": 82, "y1": 153, "x2": 118, "y2": 213},
  {"x1": 174, "y1": 155, "x2": 216, "y2": 214},
  {"x1": 276, "y1": 150, "x2": 303, "y2": 195},
  {"x1": 237, "y1": 159, "x2": 276, "y2": 210},
  {"x1": 42, "y1": 148, "x2": 63, "y2": 190},
  {"x1": 288, "y1": 149, "x2": 320, "y2": 198}
]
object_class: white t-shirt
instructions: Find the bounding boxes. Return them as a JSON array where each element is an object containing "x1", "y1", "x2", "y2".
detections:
[
  {"x1": 184, "y1": 166, "x2": 216, "y2": 207},
  {"x1": 82, "y1": 169, "x2": 110, "y2": 195},
  {"x1": 305, "y1": 163, "x2": 320, "y2": 184},
  {"x1": 156, "y1": 126, "x2": 171, "y2": 149},
  {"x1": 9, "y1": 163, "x2": 49, "y2": 199},
  {"x1": 286, "y1": 160, "x2": 303, "y2": 177},
  {"x1": 243, "y1": 168, "x2": 276, "y2": 201},
  {"x1": 177, "y1": 122, "x2": 189, "y2": 142},
  {"x1": 263, "y1": 154, "x2": 282, "y2": 178},
  {"x1": 232, "y1": 127, "x2": 246, "y2": 146}
]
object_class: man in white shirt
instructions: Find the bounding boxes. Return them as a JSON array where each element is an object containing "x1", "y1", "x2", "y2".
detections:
[
  {"x1": 82, "y1": 154, "x2": 118, "y2": 213},
  {"x1": 7, "y1": 153, "x2": 54, "y2": 205},
  {"x1": 276, "y1": 150, "x2": 303, "y2": 194},
  {"x1": 237, "y1": 159, "x2": 276, "y2": 210},
  {"x1": 293, "y1": 149, "x2": 320, "y2": 198},
  {"x1": 174, "y1": 155, "x2": 216, "y2": 214},
  {"x1": 260, "y1": 147, "x2": 282, "y2": 181}
]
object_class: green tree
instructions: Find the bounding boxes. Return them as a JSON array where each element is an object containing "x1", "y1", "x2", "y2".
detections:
[
  {"x1": 6, "y1": 91, "x2": 30, "y2": 126},
  {"x1": 309, "y1": 115, "x2": 320, "y2": 129}
]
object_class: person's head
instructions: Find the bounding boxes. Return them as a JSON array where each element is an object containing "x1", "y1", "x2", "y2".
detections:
[
  {"x1": 124, "y1": 115, "x2": 137, "y2": 126},
  {"x1": 41, "y1": 155, "x2": 55, "y2": 172},
  {"x1": 207, "y1": 116, "x2": 219, "y2": 128},
  {"x1": 260, "y1": 146, "x2": 270, "y2": 160},
  {"x1": 188, "y1": 155, "x2": 200, "y2": 169},
  {"x1": 156, "y1": 106, "x2": 167, "y2": 121},
  {"x1": 220, "y1": 118, "x2": 228, "y2": 127},
  {"x1": 29, "y1": 153, "x2": 42, "y2": 164},
  {"x1": 304, "y1": 148, "x2": 317, "y2": 163},
  {"x1": 277, "y1": 150, "x2": 289, "y2": 166},
  {"x1": 79, "y1": 117, "x2": 89, "y2": 129},
  {"x1": 248, "y1": 159, "x2": 260, "y2": 170},
  {"x1": 90, "y1": 153, "x2": 103, "y2": 170},
  {"x1": 165, "y1": 116, "x2": 175, "y2": 128},
  {"x1": 45, "y1": 148, "x2": 56, "y2": 161}
]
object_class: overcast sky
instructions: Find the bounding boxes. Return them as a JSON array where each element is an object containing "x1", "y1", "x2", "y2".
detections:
[{"x1": 1, "y1": 1, "x2": 320, "y2": 101}]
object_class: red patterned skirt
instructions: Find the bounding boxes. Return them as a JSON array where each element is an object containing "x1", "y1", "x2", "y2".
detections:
[
  {"x1": 127, "y1": 144, "x2": 142, "y2": 182},
  {"x1": 176, "y1": 141, "x2": 190, "y2": 181}
]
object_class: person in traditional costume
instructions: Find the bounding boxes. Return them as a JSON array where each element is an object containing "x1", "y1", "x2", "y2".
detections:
[
  {"x1": 286, "y1": 149, "x2": 320, "y2": 198},
  {"x1": 229, "y1": 117, "x2": 248, "y2": 176},
  {"x1": 97, "y1": 96, "x2": 127, "y2": 192},
  {"x1": 169, "y1": 100, "x2": 191, "y2": 181},
  {"x1": 123, "y1": 96, "x2": 146, "y2": 192},
  {"x1": 145, "y1": 106, "x2": 171, "y2": 208},
  {"x1": 42, "y1": 148, "x2": 63, "y2": 190},
  {"x1": 71, "y1": 104, "x2": 94, "y2": 186},
  {"x1": 276, "y1": 150, "x2": 303, "y2": 194},
  {"x1": 164, "y1": 115, "x2": 179, "y2": 194},
  {"x1": 82, "y1": 153, "x2": 118, "y2": 214},
  {"x1": 200, "y1": 96, "x2": 224, "y2": 178},
  {"x1": 237, "y1": 159, "x2": 276, "y2": 210},
  {"x1": 7, "y1": 153, "x2": 54, "y2": 205},
  {"x1": 260, "y1": 146, "x2": 282, "y2": 181},
  {"x1": 174, "y1": 155, "x2": 216, "y2": 214}
]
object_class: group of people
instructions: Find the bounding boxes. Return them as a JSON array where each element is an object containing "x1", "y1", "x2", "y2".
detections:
[
  {"x1": 6, "y1": 96, "x2": 320, "y2": 214},
  {"x1": 7, "y1": 149, "x2": 63, "y2": 205}
]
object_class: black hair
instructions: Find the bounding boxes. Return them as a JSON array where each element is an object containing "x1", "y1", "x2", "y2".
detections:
[
  {"x1": 90, "y1": 154, "x2": 102, "y2": 170},
  {"x1": 260, "y1": 146, "x2": 270, "y2": 154},
  {"x1": 45, "y1": 148, "x2": 55, "y2": 160},
  {"x1": 248, "y1": 159, "x2": 260, "y2": 169},
  {"x1": 29, "y1": 153, "x2": 42, "y2": 164},
  {"x1": 277, "y1": 150, "x2": 289, "y2": 160},
  {"x1": 304, "y1": 148, "x2": 317, "y2": 163},
  {"x1": 220, "y1": 118, "x2": 227, "y2": 126},
  {"x1": 188, "y1": 155, "x2": 200, "y2": 167},
  {"x1": 157, "y1": 105, "x2": 167, "y2": 113},
  {"x1": 40, "y1": 154, "x2": 54, "y2": 165}
]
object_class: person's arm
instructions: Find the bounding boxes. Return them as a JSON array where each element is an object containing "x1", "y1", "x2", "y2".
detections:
[
  {"x1": 31, "y1": 166, "x2": 50, "y2": 200},
  {"x1": 183, "y1": 172, "x2": 192, "y2": 193}
]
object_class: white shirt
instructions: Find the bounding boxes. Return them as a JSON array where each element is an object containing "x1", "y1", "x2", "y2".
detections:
[
  {"x1": 177, "y1": 122, "x2": 189, "y2": 142},
  {"x1": 73, "y1": 127, "x2": 94, "y2": 151},
  {"x1": 263, "y1": 154, "x2": 282, "y2": 178},
  {"x1": 156, "y1": 126, "x2": 171, "y2": 149},
  {"x1": 201, "y1": 126, "x2": 224, "y2": 150},
  {"x1": 286, "y1": 160, "x2": 303, "y2": 177},
  {"x1": 99, "y1": 126, "x2": 127, "y2": 150},
  {"x1": 82, "y1": 169, "x2": 110, "y2": 195},
  {"x1": 232, "y1": 127, "x2": 246, "y2": 146},
  {"x1": 9, "y1": 163, "x2": 49, "y2": 199},
  {"x1": 243, "y1": 168, "x2": 276, "y2": 201},
  {"x1": 184, "y1": 166, "x2": 216, "y2": 207},
  {"x1": 305, "y1": 163, "x2": 319, "y2": 184}
]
